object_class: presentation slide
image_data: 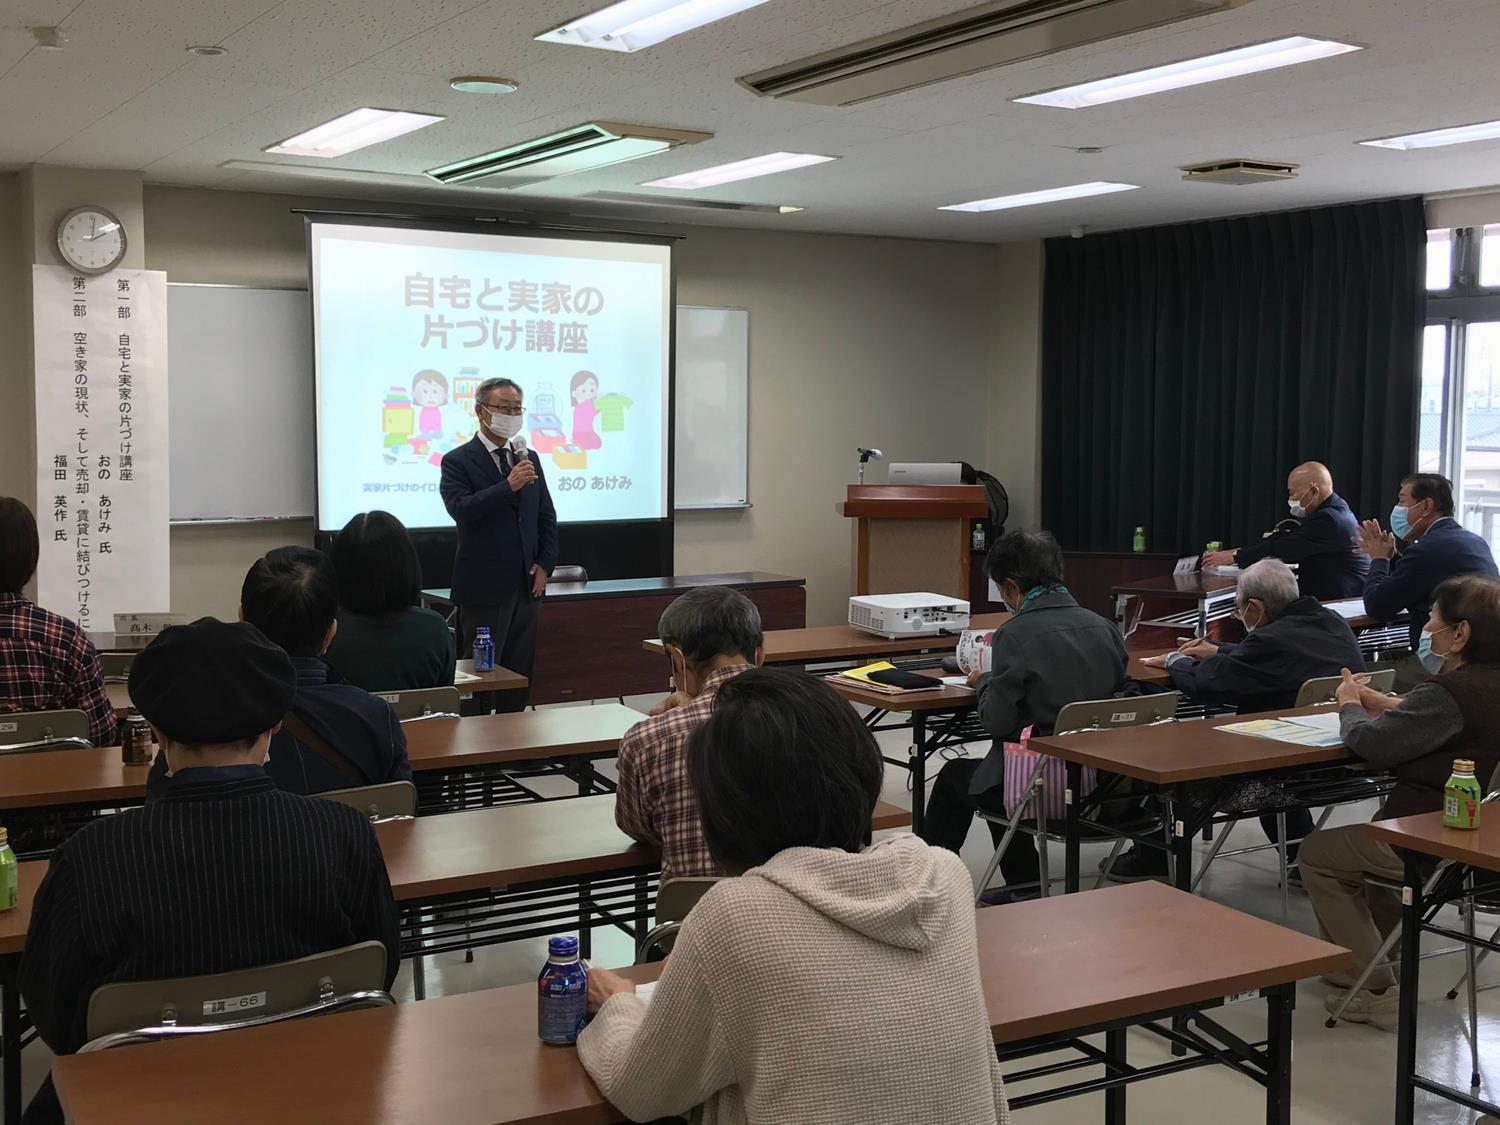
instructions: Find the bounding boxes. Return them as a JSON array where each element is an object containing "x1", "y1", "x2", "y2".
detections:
[{"x1": 309, "y1": 221, "x2": 671, "y2": 531}]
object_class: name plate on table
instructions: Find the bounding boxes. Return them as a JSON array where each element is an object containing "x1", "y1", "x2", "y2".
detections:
[{"x1": 113, "y1": 613, "x2": 188, "y2": 636}]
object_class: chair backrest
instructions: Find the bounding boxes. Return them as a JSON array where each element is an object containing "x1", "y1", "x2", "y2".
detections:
[
  {"x1": 1052, "y1": 693, "x2": 1180, "y2": 737},
  {"x1": 82, "y1": 941, "x2": 392, "y2": 1050},
  {"x1": 317, "y1": 780, "x2": 418, "y2": 821},
  {"x1": 98, "y1": 651, "x2": 135, "y2": 682},
  {"x1": 636, "y1": 878, "x2": 721, "y2": 964},
  {"x1": 0, "y1": 709, "x2": 92, "y2": 755},
  {"x1": 1294, "y1": 669, "x2": 1397, "y2": 708},
  {"x1": 375, "y1": 686, "x2": 461, "y2": 721}
]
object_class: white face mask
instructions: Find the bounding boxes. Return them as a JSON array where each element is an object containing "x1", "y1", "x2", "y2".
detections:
[
  {"x1": 485, "y1": 408, "x2": 523, "y2": 440},
  {"x1": 1288, "y1": 487, "x2": 1313, "y2": 519}
]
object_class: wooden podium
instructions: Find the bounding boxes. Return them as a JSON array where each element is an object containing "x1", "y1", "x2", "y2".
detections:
[{"x1": 837, "y1": 485, "x2": 989, "y2": 601}]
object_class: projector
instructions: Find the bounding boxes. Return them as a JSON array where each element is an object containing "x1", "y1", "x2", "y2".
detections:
[{"x1": 849, "y1": 593, "x2": 970, "y2": 639}]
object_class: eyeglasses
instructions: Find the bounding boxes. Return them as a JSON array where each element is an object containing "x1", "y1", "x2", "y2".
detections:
[{"x1": 481, "y1": 402, "x2": 525, "y2": 416}]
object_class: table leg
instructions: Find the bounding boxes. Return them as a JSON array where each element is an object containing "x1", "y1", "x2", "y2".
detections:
[
  {"x1": 579, "y1": 880, "x2": 593, "y2": 961},
  {"x1": 1, "y1": 956, "x2": 19, "y2": 1125},
  {"x1": 1264, "y1": 984, "x2": 1294, "y2": 1125},
  {"x1": 1065, "y1": 760, "x2": 1082, "y2": 894},
  {"x1": 1394, "y1": 853, "x2": 1424, "y2": 1125},
  {"x1": 1170, "y1": 800, "x2": 1193, "y2": 893},
  {"x1": 909, "y1": 712, "x2": 928, "y2": 836},
  {"x1": 1104, "y1": 1026, "x2": 1127, "y2": 1125}
]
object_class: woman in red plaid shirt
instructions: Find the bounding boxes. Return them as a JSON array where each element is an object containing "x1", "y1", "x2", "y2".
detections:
[{"x1": 0, "y1": 498, "x2": 118, "y2": 747}]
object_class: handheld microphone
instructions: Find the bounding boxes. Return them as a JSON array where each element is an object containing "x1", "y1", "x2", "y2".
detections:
[{"x1": 512, "y1": 434, "x2": 529, "y2": 458}]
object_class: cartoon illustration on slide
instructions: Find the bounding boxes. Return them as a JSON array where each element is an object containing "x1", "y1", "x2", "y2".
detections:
[
  {"x1": 412, "y1": 369, "x2": 450, "y2": 438},
  {"x1": 569, "y1": 370, "x2": 603, "y2": 451},
  {"x1": 527, "y1": 381, "x2": 568, "y2": 454}
]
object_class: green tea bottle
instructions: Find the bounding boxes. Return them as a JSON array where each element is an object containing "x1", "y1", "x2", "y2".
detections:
[
  {"x1": 0, "y1": 827, "x2": 16, "y2": 912},
  {"x1": 1443, "y1": 759, "x2": 1483, "y2": 831},
  {"x1": 1132, "y1": 527, "x2": 1145, "y2": 553}
]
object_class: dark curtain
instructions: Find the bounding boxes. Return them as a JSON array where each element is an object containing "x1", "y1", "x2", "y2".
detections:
[{"x1": 1040, "y1": 197, "x2": 1426, "y2": 553}]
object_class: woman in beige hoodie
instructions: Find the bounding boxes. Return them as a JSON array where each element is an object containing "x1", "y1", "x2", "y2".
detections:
[{"x1": 578, "y1": 668, "x2": 1009, "y2": 1125}]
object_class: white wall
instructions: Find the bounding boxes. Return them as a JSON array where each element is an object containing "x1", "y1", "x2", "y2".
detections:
[{"x1": 137, "y1": 185, "x2": 1041, "y2": 625}]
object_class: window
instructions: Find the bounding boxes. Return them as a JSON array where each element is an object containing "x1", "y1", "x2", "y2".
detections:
[
  {"x1": 1483, "y1": 224, "x2": 1500, "y2": 289},
  {"x1": 1419, "y1": 324, "x2": 1447, "y2": 473},
  {"x1": 1459, "y1": 322, "x2": 1500, "y2": 552}
]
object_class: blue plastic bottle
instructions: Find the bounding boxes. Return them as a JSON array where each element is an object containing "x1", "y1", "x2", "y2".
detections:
[
  {"x1": 472, "y1": 625, "x2": 495, "y2": 672},
  {"x1": 538, "y1": 935, "x2": 588, "y2": 1045}
]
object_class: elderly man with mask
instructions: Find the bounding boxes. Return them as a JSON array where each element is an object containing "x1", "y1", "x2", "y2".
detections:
[
  {"x1": 1118, "y1": 559, "x2": 1366, "y2": 883},
  {"x1": 1202, "y1": 462, "x2": 1368, "y2": 600}
]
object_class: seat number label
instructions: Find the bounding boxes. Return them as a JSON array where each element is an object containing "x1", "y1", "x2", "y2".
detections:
[{"x1": 203, "y1": 991, "x2": 267, "y2": 1016}]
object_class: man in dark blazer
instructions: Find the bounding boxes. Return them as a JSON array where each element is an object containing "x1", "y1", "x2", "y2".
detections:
[
  {"x1": 440, "y1": 377, "x2": 559, "y2": 711},
  {"x1": 1358, "y1": 473, "x2": 1498, "y2": 654},
  {"x1": 1202, "y1": 462, "x2": 1369, "y2": 600}
]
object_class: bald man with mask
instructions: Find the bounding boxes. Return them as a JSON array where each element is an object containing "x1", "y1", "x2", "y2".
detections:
[{"x1": 1202, "y1": 462, "x2": 1368, "y2": 601}]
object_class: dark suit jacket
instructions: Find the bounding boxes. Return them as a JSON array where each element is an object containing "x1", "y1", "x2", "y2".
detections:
[
  {"x1": 970, "y1": 590, "x2": 1127, "y2": 794},
  {"x1": 439, "y1": 436, "x2": 560, "y2": 607},
  {"x1": 1234, "y1": 492, "x2": 1369, "y2": 601},
  {"x1": 1363, "y1": 517, "x2": 1499, "y2": 648},
  {"x1": 1166, "y1": 596, "x2": 1367, "y2": 713}
]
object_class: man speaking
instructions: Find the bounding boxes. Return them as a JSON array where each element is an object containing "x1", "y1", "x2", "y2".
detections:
[{"x1": 440, "y1": 378, "x2": 557, "y2": 710}]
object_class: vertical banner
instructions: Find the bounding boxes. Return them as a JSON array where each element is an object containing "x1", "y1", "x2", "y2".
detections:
[{"x1": 32, "y1": 264, "x2": 169, "y2": 629}]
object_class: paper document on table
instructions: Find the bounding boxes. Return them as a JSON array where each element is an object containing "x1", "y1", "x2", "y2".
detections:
[
  {"x1": 940, "y1": 675, "x2": 974, "y2": 688},
  {"x1": 1282, "y1": 712, "x2": 1344, "y2": 736},
  {"x1": 1324, "y1": 599, "x2": 1367, "y2": 621},
  {"x1": 454, "y1": 669, "x2": 481, "y2": 684},
  {"x1": 634, "y1": 980, "x2": 657, "y2": 1006},
  {"x1": 1220, "y1": 718, "x2": 1343, "y2": 748},
  {"x1": 1204, "y1": 565, "x2": 1242, "y2": 577}
]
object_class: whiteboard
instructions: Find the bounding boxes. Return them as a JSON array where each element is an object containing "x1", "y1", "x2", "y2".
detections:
[
  {"x1": 674, "y1": 306, "x2": 749, "y2": 509},
  {"x1": 167, "y1": 284, "x2": 315, "y2": 521}
]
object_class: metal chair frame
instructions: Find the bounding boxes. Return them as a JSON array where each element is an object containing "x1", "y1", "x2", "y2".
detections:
[{"x1": 0, "y1": 708, "x2": 92, "y2": 755}]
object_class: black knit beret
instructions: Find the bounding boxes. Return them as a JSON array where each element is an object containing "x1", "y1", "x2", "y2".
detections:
[{"x1": 127, "y1": 618, "x2": 296, "y2": 744}]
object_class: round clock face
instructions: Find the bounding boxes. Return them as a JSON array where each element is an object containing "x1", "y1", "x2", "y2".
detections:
[{"x1": 57, "y1": 207, "x2": 127, "y2": 275}]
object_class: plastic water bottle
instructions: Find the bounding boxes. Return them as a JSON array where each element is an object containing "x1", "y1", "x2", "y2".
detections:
[
  {"x1": 1132, "y1": 527, "x2": 1146, "y2": 553},
  {"x1": 472, "y1": 626, "x2": 495, "y2": 672},
  {"x1": 538, "y1": 935, "x2": 588, "y2": 1044},
  {"x1": 0, "y1": 827, "x2": 17, "y2": 912}
]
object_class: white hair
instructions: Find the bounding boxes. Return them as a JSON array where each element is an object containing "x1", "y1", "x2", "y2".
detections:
[{"x1": 1237, "y1": 558, "x2": 1299, "y2": 616}]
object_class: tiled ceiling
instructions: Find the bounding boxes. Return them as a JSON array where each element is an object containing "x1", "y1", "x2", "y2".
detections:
[{"x1": 3, "y1": 0, "x2": 1499, "y2": 240}]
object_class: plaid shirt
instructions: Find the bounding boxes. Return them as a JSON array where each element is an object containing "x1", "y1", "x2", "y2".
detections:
[
  {"x1": 0, "y1": 594, "x2": 118, "y2": 747},
  {"x1": 615, "y1": 664, "x2": 753, "y2": 881}
]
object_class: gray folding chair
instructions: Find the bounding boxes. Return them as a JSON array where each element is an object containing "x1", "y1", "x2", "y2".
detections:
[
  {"x1": 318, "y1": 780, "x2": 417, "y2": 821},
  {"x1": 98, "y1": 652, "x2": 134, "y2": 682},
  {"x1": 1293, "y1": 668, "x2": 1396, "y2": 708},
  {"x1": 377, "y1": 686, "x2": 461, "y2": 721},
  {"x1": 635, "y1": 877, "x2": 720, "y2": 963},
  {"x1": 0, "y1": 709, "x2": 92, "y2": 755},
  {"x1": 79, "y1": 941, "x2": 394, "y2": 1052},
  {"x1": 975, "y1": 692, "x2": 1180, "y2": 902}
]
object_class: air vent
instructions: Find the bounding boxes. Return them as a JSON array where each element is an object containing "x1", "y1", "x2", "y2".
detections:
[
  {"x1": 426, "y1": 122, "x2": 711, "y2": 187},
  {"x1": 739, "y1": 0, "x2": 1249, "y2": 107},
  {"x1": 1181, "y1": 158, "x2": 1300, "y2": 185}
]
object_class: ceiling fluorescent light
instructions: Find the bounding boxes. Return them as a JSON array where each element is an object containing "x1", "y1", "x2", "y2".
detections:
[
  {"x1": 426, "y1": 122, "x2": 711, "y2": 187},
  {"x1": 940, "y1": 181, "x2": 1138, "y2": 212},
  {"x1": 642, "y1": 152, "x2": 837, "y2": 189},
  {"x1": 1360, "y1": 119, "x2": 1500, "y2": 151},
  {"x1": 538, "y1": 0, "x2": 772, "y2": 53},
  {"x1": 266, "y1": 107, "x2": 443, "y2": 158},
  {"x1": 1015, "y1": 36, "x2": 1360, "y2": 109}
]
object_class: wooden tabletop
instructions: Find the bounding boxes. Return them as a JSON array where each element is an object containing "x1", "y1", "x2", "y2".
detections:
[
  {"x1": 1028, "y1": 703, "x2": 1350, "y2": 785},
  {"x1": 643, "y1": 613, "x2": 1011, "y2": 665},
  {"x1": 107, "y1": 661, "x2": 529, "y2": 716},
  {"x1": 1111, "y1": 574, "x2": 1239, "y2": 599},
  {"x1": 0, "y1": 707, "x2": 641, "y2": 812},
  {"x1": 51, "y1": 882, "x2": 1347, "y2": 1125},
  {"x1": 2, "y1": 797, "x2": 913, "y2": 955},
  {"x1": 1367, "y1": 811, "x2": 1500, "y2": 872}
]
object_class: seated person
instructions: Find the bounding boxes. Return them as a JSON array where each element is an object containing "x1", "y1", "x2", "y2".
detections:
[
  {"x1": 325, "y1": 510, "x2": 455, "y2": 692},
  {"x1": 615, "y1": 586, "x2": 764, "y2": 880},
  {"x1": 580, "y1": 669, "x2": 1008, "y2": 1125},
  {"x1": 148, "y1": 547, "x2": 411, "y2": 796},
  {"x1": 1358, "y1": 473, "x2": 1497, "y2": 672},
  {"x1": 0, "y1": 497, "x2": 116, "y2": 747},
  {"x1": 1202, "y1": 462, "x2": 1368, "y2": 600},
  {"x1": 1119, "y1": 559, "x2": 1367, "y2": 880},
  {"x1": 1301, "y1": 575, "x2": 1500, "y2": 1029},
  {"x1": 19, "y1": 618, "x2": 400, "y2": 1124},
  {"x1": 920, "y1": 529, "x2": 1126, "y2": 898}
]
